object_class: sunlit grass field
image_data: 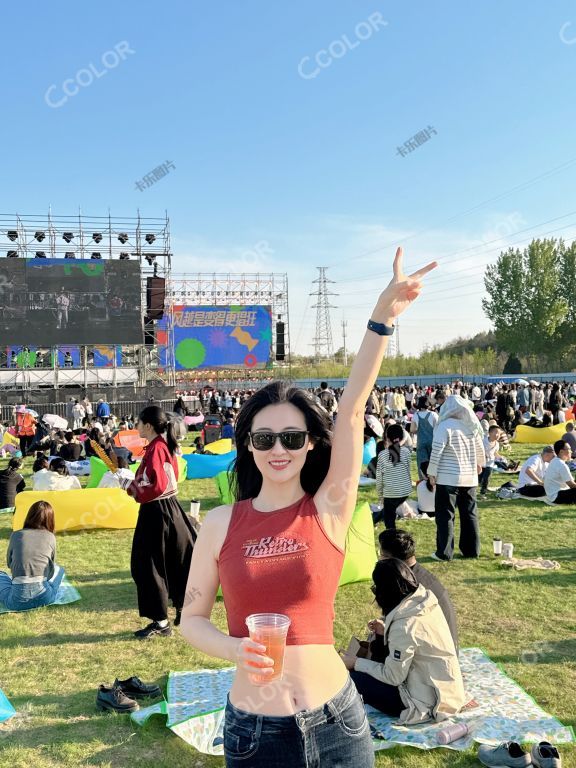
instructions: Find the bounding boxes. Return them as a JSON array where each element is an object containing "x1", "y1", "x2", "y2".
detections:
[{"x1": 0, "y1": 439, "x2": 574, "y2": 767}]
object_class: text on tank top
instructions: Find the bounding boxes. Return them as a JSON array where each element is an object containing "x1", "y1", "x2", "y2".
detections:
[{"x1": 218, "y1": 494, "x2": 345, "y2": 645}]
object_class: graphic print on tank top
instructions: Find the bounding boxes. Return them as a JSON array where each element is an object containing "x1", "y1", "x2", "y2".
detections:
[{"x1": 241, "y1": 533, "x2": 309, "y2": 559}]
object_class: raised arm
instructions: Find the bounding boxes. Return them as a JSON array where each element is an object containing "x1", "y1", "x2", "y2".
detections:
[{"x1": 314, "y1": 248, "x2": 437, "y2": 526}]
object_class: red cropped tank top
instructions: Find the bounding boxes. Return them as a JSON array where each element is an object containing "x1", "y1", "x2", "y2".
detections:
[{"x1": 218, "y1": 494, "x2": 345, "y2": 645}]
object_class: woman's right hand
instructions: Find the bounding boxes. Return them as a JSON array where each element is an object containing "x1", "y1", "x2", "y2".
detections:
[
  {"x1": 235, "y1": 637, "x2": 275, "y2": 675},
  {"x1": 367, "y1": 618, "x2": 385, "y2": 636}
]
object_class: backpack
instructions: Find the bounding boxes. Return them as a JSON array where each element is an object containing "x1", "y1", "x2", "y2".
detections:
[{"x1": 319, "y1": 390, "x2": 335, "y2": 411}]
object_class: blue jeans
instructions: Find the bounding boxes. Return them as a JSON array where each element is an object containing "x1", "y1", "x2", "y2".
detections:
[
  {"x1": 0, "y1": 566, "x2": 65, "y2": 611},
  {"x1": 224, "y1": 675, "x2": 374, "y2": 767}
]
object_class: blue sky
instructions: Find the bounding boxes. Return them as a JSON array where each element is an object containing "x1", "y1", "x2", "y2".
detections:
[{"x1": 2, "y1": 1, "x2": 576, "y2": 356}]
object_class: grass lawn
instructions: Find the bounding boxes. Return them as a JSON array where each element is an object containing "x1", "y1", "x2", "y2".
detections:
[{"x1": 0, "y1": 440, "x2": 575, "y2": 768}]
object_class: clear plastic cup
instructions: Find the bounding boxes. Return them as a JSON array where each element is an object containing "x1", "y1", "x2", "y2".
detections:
[
  {"x1": 245, "y1": 613, "x2": 291, "y2": 685},
  {"x1": 502, "y1": 542, "x2": 514, "y2": 559},
  {"x1": 189, "y1": 500, "x2": 200, "y2": 517},
  {"x1": 493, "y1": 537, "x2": 502, "y2": 556}
]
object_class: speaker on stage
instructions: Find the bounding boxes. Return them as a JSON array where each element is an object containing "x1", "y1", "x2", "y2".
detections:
[
  {"x1": 275, "y1": 320, "x2": 285, "y2": 361},
  {"x1": 146, "y1": 277, "x2": 166, "y2": 321},
  {"x1": 144, "y1": 317, "x2": 155, "y2": 345}
]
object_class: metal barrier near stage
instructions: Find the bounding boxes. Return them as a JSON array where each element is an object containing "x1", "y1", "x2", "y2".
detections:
[{"x1": 0, "y1": 398, "x2": 201, "y2": 423}]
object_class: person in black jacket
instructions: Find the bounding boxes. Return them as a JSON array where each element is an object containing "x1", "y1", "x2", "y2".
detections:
[
  {"x1": 495, "y1": 386, "x2": 514, "y2": 434},
  {"x1": 58, "y1": 432, "x2": 83, "y2": 462},
  {"x1": 0, "y1": 458, "x2": 26, "y2": 511}
]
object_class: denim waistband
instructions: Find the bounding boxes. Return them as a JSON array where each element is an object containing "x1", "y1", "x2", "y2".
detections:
[{"x1": 225, "y1": 675, "x2": 357, "y2": 730}]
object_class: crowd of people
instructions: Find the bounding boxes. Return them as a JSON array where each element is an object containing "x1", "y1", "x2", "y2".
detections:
[{"x1": 1, "y1": 326, "x2": 573, "y2": 762}]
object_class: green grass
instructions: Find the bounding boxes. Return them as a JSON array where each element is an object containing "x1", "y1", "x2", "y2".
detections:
[{"x1": 0, "y1": 441, "x2": 575, "y2": 767}]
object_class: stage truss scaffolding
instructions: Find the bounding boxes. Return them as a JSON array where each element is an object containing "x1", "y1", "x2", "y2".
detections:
[
  {"x1": 167, "y1": 272, "x2": 290, "y2": 381},
  {"x1": 0, "y1": 210, "x2": 174, "y2": 390}
]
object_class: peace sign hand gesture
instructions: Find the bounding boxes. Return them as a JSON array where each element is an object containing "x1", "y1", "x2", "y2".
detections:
[{"x1": 373, "y1": 247, "x2": 437, "y2": 324}]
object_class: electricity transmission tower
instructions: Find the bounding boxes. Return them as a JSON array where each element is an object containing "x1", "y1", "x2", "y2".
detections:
[{"x1": 310, "y1": 267, "x2": 337, "y2": 361}]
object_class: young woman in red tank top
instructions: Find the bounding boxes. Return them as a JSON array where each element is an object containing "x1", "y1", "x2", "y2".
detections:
[{"x1": 181, "y1": 249, "x2": 436, "y2": 767}]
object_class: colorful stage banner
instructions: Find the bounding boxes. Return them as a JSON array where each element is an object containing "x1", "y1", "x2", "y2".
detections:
[{"x1": 156, "y1": 305, "x2": 272, "y2": 370}]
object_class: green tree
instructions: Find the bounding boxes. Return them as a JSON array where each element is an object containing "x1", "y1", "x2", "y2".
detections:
[{"x1": 483, "y1": 239, "x2": 568, "y2": 361}]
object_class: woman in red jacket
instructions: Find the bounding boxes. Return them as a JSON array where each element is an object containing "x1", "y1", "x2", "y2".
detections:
[{"x1": 124, "y1": 405, "x2": 196, "y2": 638}]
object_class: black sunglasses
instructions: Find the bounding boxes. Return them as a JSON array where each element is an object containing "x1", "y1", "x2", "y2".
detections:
[{"x1": 249, "y1": 430, "x2": 309, "y2": 451}]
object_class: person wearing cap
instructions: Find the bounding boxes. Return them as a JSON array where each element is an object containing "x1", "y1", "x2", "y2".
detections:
[{"x1": 517, "y1": 447, "x2": 554, "y2": 498}]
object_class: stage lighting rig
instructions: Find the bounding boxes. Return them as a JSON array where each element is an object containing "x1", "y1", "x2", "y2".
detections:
[
  {"x1": 35, "y1": 251, "x2": 46, "y2": 258},
  {"x1": 145, "y1": 254, "x2": 157, "y2": 265},
  {"x1": 145, "y1": 234, "x2": 156, "y2": 244},
  {"x1": 63, "y1": 232, "x2": 74, "y2": 243},
  {"x1": 91, "y1": 252, "x2": 102, "y2": 259},
  {"x1": 7, "y1": 250, "x2": 18, "y2": 257},
  {"x1": 92, "y1": 233, "x2": 103, "y2": 243},
  {"x1": 7, "y1": 231, "x2": 17, "y2": 241},
  {"x1": 35, "y1": 231, "x2": 46, "y2": 241},
  {"x1": 118, "y1": 233, "x2": 128, "y2": 244},
  {"x1": 119, "y1": 252, "x2": 130, "y2": 259},
  {"x1": 64, "y1": 252, "x2": 75, "y2": 259}
]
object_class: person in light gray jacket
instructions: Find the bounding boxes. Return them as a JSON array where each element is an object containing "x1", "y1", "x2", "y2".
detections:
[
  {"x1": 427, "y1": 395, "x2": 486, "y2": 561},
  {"x1": 341, "y1": 558, "x2": 465, "y2": 724}
]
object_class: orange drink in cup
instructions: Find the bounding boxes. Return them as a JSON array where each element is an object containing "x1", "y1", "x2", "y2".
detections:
[{"x1": 245, "y1": 613, "x2": 291, "y2": 685}]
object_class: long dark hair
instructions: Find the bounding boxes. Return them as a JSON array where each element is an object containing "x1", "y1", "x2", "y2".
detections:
[
  {"x1": 371, "y1": 557, "x2": 418, "y2": 616},
  {"x1": 230, "y1": 381, "x2": 333, "y2": 501},
  {"x1": 385, "y1": 423, "x2": 404, "y2": 465},
  {"x1": 138, "y1": 405, "x2": 178, "y2": 455},
  {"x1": 6, "y1": 457, "x2": 23, "y2": 474}
]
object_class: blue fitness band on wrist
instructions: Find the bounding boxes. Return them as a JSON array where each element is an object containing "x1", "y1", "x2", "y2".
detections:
[{"x1": 367, "y1": 319, "x2": 395, "y2": 336}]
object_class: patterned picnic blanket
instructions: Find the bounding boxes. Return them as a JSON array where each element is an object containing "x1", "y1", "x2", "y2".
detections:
[{"x1": 132, "y1": 647, "x2": 574, "y2": 755}]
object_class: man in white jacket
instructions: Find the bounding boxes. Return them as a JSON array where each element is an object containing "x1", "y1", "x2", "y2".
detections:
[{"x1": 427, "y1": 395, "x2": 485, "y2": 561}]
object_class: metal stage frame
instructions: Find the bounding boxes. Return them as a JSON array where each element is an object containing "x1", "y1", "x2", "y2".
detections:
[
  {"x1": 0, "y1": 210, "x2": 173, "y2": 390},
  {"x1": 166, "y1": 272, "x2": 290, "y2": 382}
]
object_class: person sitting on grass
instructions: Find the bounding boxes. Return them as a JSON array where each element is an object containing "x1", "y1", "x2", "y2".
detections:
[
  {"x1": 378, "y1": 529, "x2": 458, "y2": 652},
  {"x1": 340, "y1": 558, "x2": 464, "y2": 723},
  {"x1": 416, "y1": 460, "x2": 435, "y2": 517},
  {"x1": 479, "y1": 425, "x2": 502, "y2": 496},
  {"x1": 544, "y1": 440, "x2": 576, "y2": 504},
  {"x1": 33, "y1": 458, "x2": 82, "y2": 491},
  {"x1": 373, "y1": 423, "x2": 413, "y2": 529},
  {"x1": 98, "y1": 456, "x2": 136, "y2": 488},
  {"x1": 516, "y1": 446, "x2": 554, "y2": 498},
  {"x1": 58, "y1": 431, "x2": 83, "y2": 462},
  {"x1": 0, "y1": 500, "x2": 65, "y2": 611},
  {"x1": 561, "y1": 422, "x2": 576, "y2": 459},
  {"x1": 0, "y1": 458, "x2": 25, "y2": 513},
  {"x1": 31, "y1": 454, "x2": 50, "y2": 490}
]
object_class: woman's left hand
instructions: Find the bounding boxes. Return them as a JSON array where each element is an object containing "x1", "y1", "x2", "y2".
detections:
[
  {"x1": 339, "y1": 650, "x2": 357, "y2": 671},
  {"x1": 373, "y1": 247, "x2": 437, "y2": 323}
]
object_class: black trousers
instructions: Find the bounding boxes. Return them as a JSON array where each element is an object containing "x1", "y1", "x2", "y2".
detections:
[
  {"x1": 19, "y1": 435, "x2": 34, "y2": 456},
  {"x1": 131, "y1": 495, "x2": 197, "y2": 621},
  {"x1": 518, "y1": 485, "x2": 546, "y2": 498},
  {"x1": 553, "y1": 488, "x2": 576, "y2": 504},
  {"x1": 434, "y1": 484, "x2": 479, "y2": 560},
  {"x1": 372, "y1": 496, "x2": 408, "y2": 530},
  {"x1": 349, "y1": 670, "x2": 403, "y2": 716}
]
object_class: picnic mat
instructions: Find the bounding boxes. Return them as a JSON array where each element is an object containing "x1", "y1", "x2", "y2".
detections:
[
  {"x1": 132, "y1": 647, "x2": 574, "y2": 755},
  {"x1": 0, "y1": 575, "x2": 80, "y2": 614},
  {"x1": 0, "y1": 690, "x2": 16, "y2": 723}
]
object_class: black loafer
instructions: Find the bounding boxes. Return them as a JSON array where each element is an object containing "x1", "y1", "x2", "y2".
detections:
[
  {"x1": 174, "y1": 609, "x2": 182, "y2": 627},
  {"x1": 114, "y1": 676, "x2": 162, "y2": 700},
  {"x1": 133, "y1": 621, "x2": 172, "y2": 639},
  {"x1": 96, "y1": 684, "x2": 139, "y2": 713}
]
